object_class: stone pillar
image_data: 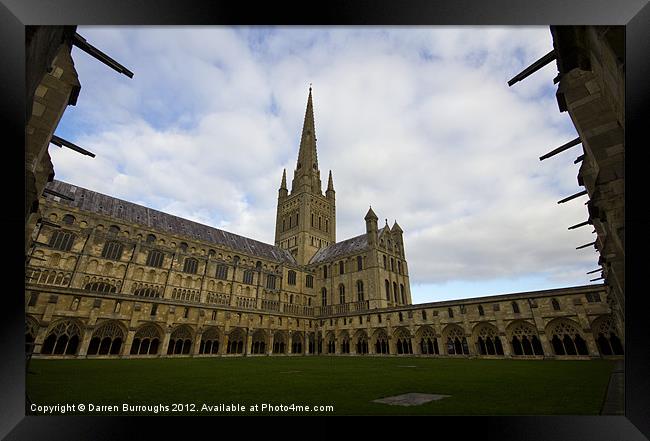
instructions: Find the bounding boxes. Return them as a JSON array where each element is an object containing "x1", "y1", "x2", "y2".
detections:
[
  {"x1": 32, "y1": 326, "x2": 49, "y2": 355},
  {"x1": 220, "y1": 334, "x2": 229, "y2": 355},
  {"x1": 268, "y1": 333, "x2": 274, "y2": 356},
  {"x1": 77, "y1": 326, "x2": 95, "y2": 357},
  {"x1": 123, "y1": 329, "x2": 136, "y2": 357},
  {"x1": 160, "y1": 329, "x2": 172, "y2": 357},
  {"x1": 192, "y1": 331, "x2": 203, "y2": 356},
  {"x1": 538, "y1": 332, "x2": 554, "y2": 358},
  {"x1": 583, "y1": 332, "x2": 600, "y2": 357},
  {"x1": 287, "y1": 333, "x2": 293, "y2": 355},
  {"x1": 245, "y1": 330, "x2": 253, "y2": 356},
  {"x1": 500, "y1": 333, "x2": 512, "y2": 357}
]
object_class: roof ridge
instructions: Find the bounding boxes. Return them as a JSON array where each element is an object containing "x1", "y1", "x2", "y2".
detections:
[{"x1": 46, "y1": 180, "x2": 296, "y2": 264}]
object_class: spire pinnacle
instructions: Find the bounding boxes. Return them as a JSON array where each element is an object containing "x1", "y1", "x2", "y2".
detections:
[
  {"x1": 280, "y1": 168, "x2": 287, "y2": 190},
  {"x1": 327, "y1": 170, "x2": 334, "y2": 191},
  {"x1": 292, "y1": 86, "x2": 321, "y2": 193},
  {"x1": 365, "y1": 206, "x2": 378, "y2": 221}
]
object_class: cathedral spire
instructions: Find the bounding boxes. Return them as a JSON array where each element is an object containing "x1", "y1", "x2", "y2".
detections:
[
  {"x1": 281, "y1": 168, "x2": 287, "y2": 189},
  {"x1": 292, "y1": 86, "x2": 321, "y2": 194},
  {"x1": 327, "y1": 170, "x2": 334, "y2": 191}
]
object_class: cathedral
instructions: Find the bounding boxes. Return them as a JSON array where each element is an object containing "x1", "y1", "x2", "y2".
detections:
[{"x1": 25, "y1": 88, "x2": 623, "y2": 360}]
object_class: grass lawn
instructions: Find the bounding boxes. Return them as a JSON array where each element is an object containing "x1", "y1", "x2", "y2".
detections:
[{"x1": 26, "y1": 357, "x2": 615, "y2": 415}]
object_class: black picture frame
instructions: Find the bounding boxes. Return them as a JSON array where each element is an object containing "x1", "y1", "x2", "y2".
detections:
[{"x1": 2, "y1": 0, "x2": 648, "y2": 438}]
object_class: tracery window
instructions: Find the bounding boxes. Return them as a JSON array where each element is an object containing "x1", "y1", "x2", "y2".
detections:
[
  {"x1": 288, "y1": 270, "x2": 296, "y2": 285},
  {"x1": 243, "y1": 270, "x2": 254, "y2": 285},
  {"x1": 356, "y1": 280, "x2": 364, "y2": 302},
  {"x1": 102, "y1": 240, "x2": 124, "y2": 260},
  {"x1": 183, "y1": 257, "x2": 198, "y2": 274},
  {"x1": 215, "y1": 264, "x2": 228, "y2": 280},
  {"x1": 146, "y1": 250, "x2": 164, "y2": 268},
  {"x1": 49, "y1": 230, "x2": 75, "y2": 251}
]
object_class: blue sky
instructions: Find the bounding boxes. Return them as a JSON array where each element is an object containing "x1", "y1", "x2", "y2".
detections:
[{"x1": 51, "y1": 27, "x2": 600, "y2": 303}]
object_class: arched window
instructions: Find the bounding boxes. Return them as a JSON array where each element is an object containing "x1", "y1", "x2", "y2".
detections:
[
  {"x1": 133, "y1": 286, "x2": 161, "y2": 298},
  {"x1": 84, "y1": 281, "x2": 117, "y2": 293},
  {"x1": 215, "y1": 264, "x2": 228, "y2": 280},
  {"x1": 266, "y1": 274, "x2": 276, "y2": 290},
  {"x1": 357, "y1": 280, "x2": 364, "y2": 302},
  {"x1": 243, "y1": 270, "x2": 254, "y2": 285},
  {"x1": 146, "y1": 250, "x2": 164, "y2": 268},
  {"x1": 199, "y1": 327, "x2": 220, "y2": 355},
  {"x1": 167, "y1": 326, "x2": 194, "y2": 355},
  {"x1": 108, "y1": 225, "x2": 120, "y2": 235},
  {"x1": 391, "y1": 258, "x2": 395, "y2": 272},
  {"x1": 398, "y1": 261, "x2": 402, "y2": 274},
  {"x1": 306, "y1": 274, "x2": 314, "y2": 288},
  {"x1": 40, "y1": 320, "x2": 81, "y2": 355},
  {"x1": 101, "y1": 240, "x2": 124, "y2": 260},
  {"x1": 62, "y1": 214, "x2": 75, "y2": 225},
  {"x1": 146, "y1": 234, "x2": 156, "y2": 244},
  {"x1": 339, "y1": 284, "x2": 345, "y2": 304},
  {"x1": 49, "y1": 230, "x2": 75, "y2": 251},
  {"x1": 400, "y1": 284, "x2": 406, "y2": 304},
  {"x1": 288, "y1": 270, "x2": 296, "y2": 285},
  {"x1": 323, "y1": 266, "x2": 328, "y2": 278},
  {"x1": 512, "y1": 301, "x2": 520, "y2": 314},
  {"x1": 339, "y1": 261, "x2": 344, "y2": 275},
  {"x1": 87, "y1": 321, "x2": 125, "y2": 356},
  {"x1": 478, "y1": 305, "x2": 485, "y2": 316},
  {"x1": 552, "y1": 298, "x2": 561, "y2": 311},
  {"x1": 383, "y1": 255, "x2": 387, "y2": 268},
  {"x1": 385, "y1": 279, "x2": 390, "y2": 300},
  {"x1": 393, "y1": 282, "x2": 398, "y2": 303},
  {"x1": 130, "y1": 324, "x2": 161, "y2": 355},
  {"x1": 357, "y1": 256, "x2": 363, "y2": 271},
  {"x1": 179, "y1": 242, "x2": 188, "y2": 253},
  {"x1": 321, "y1": 288, "x2": 327, "y2": 306},
  {"x1": 183, "y1": 257, "x2": 198, "y2": 274}
]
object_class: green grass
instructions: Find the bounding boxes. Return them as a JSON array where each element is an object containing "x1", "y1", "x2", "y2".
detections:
[{"x1": 26, "y1": 357, "x2": 615, "y2": 415}]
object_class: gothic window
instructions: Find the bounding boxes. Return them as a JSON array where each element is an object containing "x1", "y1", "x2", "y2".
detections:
[
  {"x1": 87, "y1": 321, "x2": 125, "y2": 356},
  {"x1": 84, "y1": 281, "x2": 117, "y2": 293},
  {"x1": 325, "y1": 219, "x2": 329, "y2": 232},
  {"x1": 357, "y1": 280, "x2": 364, "y2": 302},
  {"x1": 306, "y1": 274, "x2": 314, "y2": 288},
  {"x1": 339, "y1": 261, "x2": 344, "y2": 275},
  {"x1": 130, "y1": 324, "x2": 161, "y2": 355},
  {"x1": 383, "y1": 255, "x2": 387, "y2": 269},
  {"x1": 318, "y1": 217, "x2": 322, "y2": 229},
  {"x1": 179, "y1": 242, "x2": 188, "y2": 253},
  {"x1": 183, "y1": 257, "x2": 198, "y2": 274},
  {"x1": 339, "y1": 284, "x2": 345, "y2": 304},
  {"x1": 70, "y1": 297, "x2": 80, "y2": 311},
  {"x1": 133, "y1": 287, "x2": 160, "y2": 298},
  {"x1": 552, "y1": 298, "x2": 561, "y2": 311},
  {"x1": 385, "y1": 279, "x2": 390, "y2": 301},
  {"x1": 398, "y1": 312, "x2": 403, "y2": 322},
  {"x1": 391, "y1": 258, "x2": 395, "y2": 272},
  {"x1": 243, "y1": 270, "x2": 254, "y2": 285},
  {"x1": 215, "y1": 264, "x2": 228, "y2": 280},
  {"x1": 40, "y1": 320, "x2": 81, "y2": 355},
  {"x1": 146, "y1": 234, "x2": 156, "y2": 244},
  {"x1": 146, "y1": 249, "x2": 164, "y2": 268},
  {"x1": 288, "y1": 270, "x2": 296, "y2": 285},
  {"x1": 323, "y1": 265, "x2": 328, "y2": 278},
  {"x1": 398, "y1": 261, "x2": 402, "y2": 274},
  {"x1": 290, "y1": 294, "x2": 294, "y2": 304},
  {"x1": 512, "y1": 301, "x2": 520, "y2": 314},
  {"x1": 448, "y1": 307, "x2": 454, "y2": 318},
  {"x1": 62, "y1": 214, "x2": 75, "y2": 225},
  {"x1": 151, "y1": 304, "x2": 158, "y2": 316},
  {"x1": 478, "y1": 305, "x2": 485, "y2": 316},
  {"x1": 393, "y1": 282, "x2": 398, "y2": 303},
  {"x1": 422, "y1": 310, "x2": 427, "y2": 320},
  {"x1": 167, "y1": 326, "x2": 194, "y2": 355},
  {"x1": 49, "y1": 230, "x2": 75, "y2": 251},
  {"x1": 266, "y1": 274, "x2": 277, "y2": 290},
  {"x1": 400, "y1": 284, "x2": 406, "y2": 304},
  {"x1": 101, "y1": 240, "x2": 124, "y2": 261},
  {"x1": 311, "y1": 213, "x2": 314, "y2": 227},
  {"x1": 183, "y1": 307, "x2": 189, "y2": 319},
  {"x1": 199, "y1": 327, "x2": 221, "y2": 355},
  {"x1": 321, "y1": 287, "x2": 327, "y2": 306},
  {"x1": 357, "y1": 256, "x2": 363, "y2": 271},
  {"x1": 108, "y1": 225, "x2": 120, "y2": 236}
]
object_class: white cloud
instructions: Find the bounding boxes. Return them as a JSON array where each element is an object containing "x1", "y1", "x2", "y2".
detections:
[{"x1": 51, "y1": 26, "x2": 598, "y2": 302}]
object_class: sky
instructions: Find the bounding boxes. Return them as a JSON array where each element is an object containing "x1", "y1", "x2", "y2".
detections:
[{"x1": 51, "y1": 26, "x2": 601, "y2": 303}]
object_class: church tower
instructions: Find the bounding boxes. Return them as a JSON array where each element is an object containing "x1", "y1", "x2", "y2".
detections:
[{"x1": 275, "y1": 87, "x2": 336, "y2": 265}]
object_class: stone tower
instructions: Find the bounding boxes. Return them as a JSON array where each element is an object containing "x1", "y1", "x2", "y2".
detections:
[{"x1": 275, "y1": 87, "x2": 336, "y2": 265}]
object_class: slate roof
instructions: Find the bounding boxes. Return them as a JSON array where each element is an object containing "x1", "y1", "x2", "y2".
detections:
[
  {"x1": 309, "y1": 233, "x2": 369, "y2": 264},
  {"x1": 44, "y1": 180, "x2": 297, "y2": 264}
]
